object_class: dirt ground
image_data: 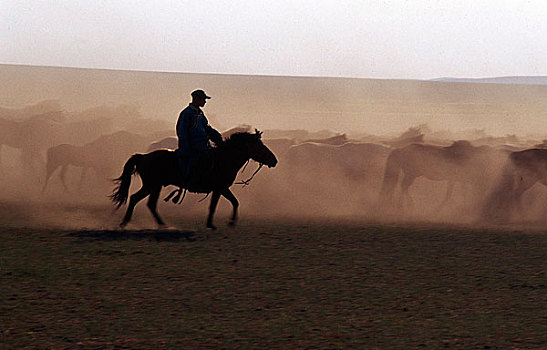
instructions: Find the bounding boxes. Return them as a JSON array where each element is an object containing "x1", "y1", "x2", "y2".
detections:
[{"x1": 1, "y1": 202, "x2": 546, "y2": 349}]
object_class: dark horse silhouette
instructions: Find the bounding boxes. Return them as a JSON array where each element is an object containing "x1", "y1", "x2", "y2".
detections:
[
  {"x1": 110, "y1": 131, "x2": 277, "y2": 229},
  {"x1": 482, "y1": 148, "x2": 547, "y2": 222},
  {"x1": 378, "y1": 141, "x2": 502, "y2": 212}
]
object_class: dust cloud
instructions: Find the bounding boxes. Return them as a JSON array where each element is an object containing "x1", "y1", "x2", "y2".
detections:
[{"x1": 1, "y1": 64, "x2": 547, "y2": 230}]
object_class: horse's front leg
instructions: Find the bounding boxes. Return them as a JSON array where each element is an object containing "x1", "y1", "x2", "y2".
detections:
[
  {"x1": 221, "y1": 188, "x2": 239, "y2": 226},
  {"x1": 436, "y1": 180, "x2": 455, "y2": 213},
  {"x1": 206, "y1": 191, "x2": 221, "y2": 230}
]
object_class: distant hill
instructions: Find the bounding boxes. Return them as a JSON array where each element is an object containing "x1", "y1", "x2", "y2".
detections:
[
  {"x1": 431, "y1": 76, "x2": 547, "y2": 85},
  {"x1": 1, "y1": 64, "x2": 547, "y2": 136}
]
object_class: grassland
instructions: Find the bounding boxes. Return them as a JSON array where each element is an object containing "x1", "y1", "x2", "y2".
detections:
[{"x1": 1, "y1": 204, "x2": 546, "y2": 349}]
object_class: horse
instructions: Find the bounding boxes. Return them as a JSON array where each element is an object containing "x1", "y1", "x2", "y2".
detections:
[
  {"x1": 282, "y1": 141, "x2": 390, "y2": 214},
  {"x1": 110, "y1": 130, "x2": 278, "y2": 229},
  {"x1": 263, "y1": 138, "x2": 296, "y2": 158},
  {"x1": 42, "y1": 131, "x2": 149, "y2": 193},
  {"x1": 0, "y1": 112, "x2": 112, "y2": 182},
  {"x1": 378, "y1": 141, "x2": 504, "y2": 213},
  {"x1": 481, "y1": 148, "x2": 547, "y2": 222},
  {"x1": 42, "y1": 144, "x2": 93, "y2": 192},
  {"x1": 147, "y1": 137, "x2": 177, "y2": 152},
  {"x1": 381, "y1": 126, "x2": 425, "y2": 149},
  {"x1": 286, "y1": 141, "x2": 390, "y2": 181},
  {"x1": 0, "y1": 115, "x2": 59, "y2": 176},
  {"x1": 303, "y1": 134, "x2": 348, "y2": 145}
]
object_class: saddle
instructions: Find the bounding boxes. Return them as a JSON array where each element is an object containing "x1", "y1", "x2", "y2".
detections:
[{"x1": 166, "y1": 150, "x2": 215, "y2": 203}]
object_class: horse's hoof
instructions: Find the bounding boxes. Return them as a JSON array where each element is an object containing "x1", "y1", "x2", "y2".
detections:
[
  {"x1": 206, "y1": 225, "x2": 217, "y2": 231},
  {"x1": 228, "y1": 220, "x2": 237, "y2": 227},
  {"x1": 157, "y1": 224, "x2": 168, "y2": 230},
  {"x1": 119, "y1": 222, "x2": 127, "y2": 230}
]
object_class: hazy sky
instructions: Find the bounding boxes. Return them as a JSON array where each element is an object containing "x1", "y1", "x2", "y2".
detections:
[{"x1": 2, "y1": 0, "x2": 546, "y2": 79}]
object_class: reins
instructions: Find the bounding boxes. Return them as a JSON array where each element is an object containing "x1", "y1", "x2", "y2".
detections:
[
  {"x1": 235, "y1": 162, "x2": 264, "y2": 187},
  {"x1": 164, "y1": 161, "x2": 264, "y2": 204},
  {"x1": 165, "y1": 161, "x2": 264, "y2": 205},
  {"x1": 165, "y1": 133, "x2": 268, "y2": 204}
]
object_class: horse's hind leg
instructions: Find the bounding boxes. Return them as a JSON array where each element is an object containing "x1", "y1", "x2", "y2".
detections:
[
  {"x1": 512, "y1": 175, "x2": 537, "y2": 219},
  {"x1": 400, "y1": 174, "x2": 416, "y2": 214},
  {"x1": 221, "y1": 189, "x2": 239, "y2": 226},
  {"x1": 42, "y1": 163, "x2": 59, "y2": 193},
  {"x1": 120, "y1": 187, "x2": 149, "y2": 228},
  {"x1": 59, "y1": 165, "x2": 70, "y2": 192},
  {"x1": 436, "y1": 181, "x2": 455, "y2": 213},
  {"x1": 78, "y1": 167, "x2": 89, "y2": 189},
  {"x1": 206, "y1": 191, "x2": 221, "y2": 230},
  {"x1": 147, "y1": 186, "x2": 166, "y2": 228}
]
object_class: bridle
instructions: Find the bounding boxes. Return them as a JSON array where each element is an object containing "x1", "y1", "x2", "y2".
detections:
[{"x1": 236, "y1": 161, "x2": 264, "y2": 187}]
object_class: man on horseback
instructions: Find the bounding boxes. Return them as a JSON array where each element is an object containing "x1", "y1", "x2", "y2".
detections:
[{"x1": 176, "y1": 89, "x2": 223, "y2": 192}]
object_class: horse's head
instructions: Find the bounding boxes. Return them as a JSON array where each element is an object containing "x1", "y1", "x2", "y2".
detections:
[{"x1": 228, "y1": 130, "x2": 278, "y2": 168}]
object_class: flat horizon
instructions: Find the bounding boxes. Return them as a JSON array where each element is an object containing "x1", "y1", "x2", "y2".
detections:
[{"x1": 3, "y1": 62, "x2": 546, "y2": 82}]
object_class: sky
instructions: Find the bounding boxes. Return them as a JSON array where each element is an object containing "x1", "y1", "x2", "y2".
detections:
[{"x1": 2, "y1": 0, "x2": 546, "y2": 80}]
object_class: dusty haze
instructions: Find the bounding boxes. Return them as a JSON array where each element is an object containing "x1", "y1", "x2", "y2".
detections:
[{"x1": 1, "y1": 64, "x2": 547, "y2": 229}]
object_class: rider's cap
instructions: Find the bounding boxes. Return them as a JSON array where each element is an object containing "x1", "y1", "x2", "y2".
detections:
[{"x1": 191, "y1": 89, "x2": 211, "y2": 99}]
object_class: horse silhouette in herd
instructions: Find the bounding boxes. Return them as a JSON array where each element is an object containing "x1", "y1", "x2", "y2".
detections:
[
  {"x1": 33, "y1": 130, "x2": 547, "y2": 226},
  {"x1": 3, "y1": 103, "x2": 547, "y2": 228}
]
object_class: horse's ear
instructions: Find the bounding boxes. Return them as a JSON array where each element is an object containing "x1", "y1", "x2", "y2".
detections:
[{"x1": 255, "y1": 129, "x2": 263, "y2": 139}]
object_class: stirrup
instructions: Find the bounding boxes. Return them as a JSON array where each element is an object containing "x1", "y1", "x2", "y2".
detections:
[
  {"x1": 164, "y1": 188, "x2": 179, "y2": 202},
  {"x1": 164, "y1": 187, "x2": 186, "y2": 204},
  {"x1": 173, "y1": 188, "x2": 187, "y2": 204}
]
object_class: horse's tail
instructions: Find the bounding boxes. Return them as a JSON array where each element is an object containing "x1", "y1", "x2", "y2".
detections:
[
  {"x1": 110, "y1": 154, "x2": 142, "y2": 209},
  {"x1": 378, "y1": 149, "x2": 402, "y2": 203},
  {"x1": 480, "y1": 158, "x2": 515, "y2": 223}
]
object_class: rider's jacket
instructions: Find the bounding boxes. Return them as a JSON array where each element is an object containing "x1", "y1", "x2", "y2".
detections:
[{"x1": 176, "y1": 104, "x2": 222, "y2": 155}]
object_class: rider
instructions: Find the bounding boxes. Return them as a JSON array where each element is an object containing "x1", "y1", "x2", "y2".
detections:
[{"x1": 176, "y1": 89, "x2": 223, "y2": 192}]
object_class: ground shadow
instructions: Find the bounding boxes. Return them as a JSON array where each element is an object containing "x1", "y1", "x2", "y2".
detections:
[{"x1": 68, "y1": 229, "x2": 196, "y2": 242}]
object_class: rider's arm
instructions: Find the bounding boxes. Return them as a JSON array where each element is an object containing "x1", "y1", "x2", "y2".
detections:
[{"x1": 203, "y1": 117, "x2": 223, "y2": 146}]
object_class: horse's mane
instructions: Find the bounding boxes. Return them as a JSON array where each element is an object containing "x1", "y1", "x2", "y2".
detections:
[
  {"x1": 444, "y1": 140, "x2": 474, "y2": 151},
  {"x1": 220, "y1": 131, "x2": 258, "y2": 149}
]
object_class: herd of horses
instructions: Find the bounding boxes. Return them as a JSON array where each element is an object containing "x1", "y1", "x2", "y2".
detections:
[
  {"x1": 282, "y1": 136, "x2": 547, "y2": 224},
  {"x1": 107, "y1": 130, "x2": 547, "y2": 228},
  {"x1": 2, "y1": 109, "x2": 547, "y2": 227},
  {"x1": 375, "y1": 141, "x2": 547, "y2": 222}
]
